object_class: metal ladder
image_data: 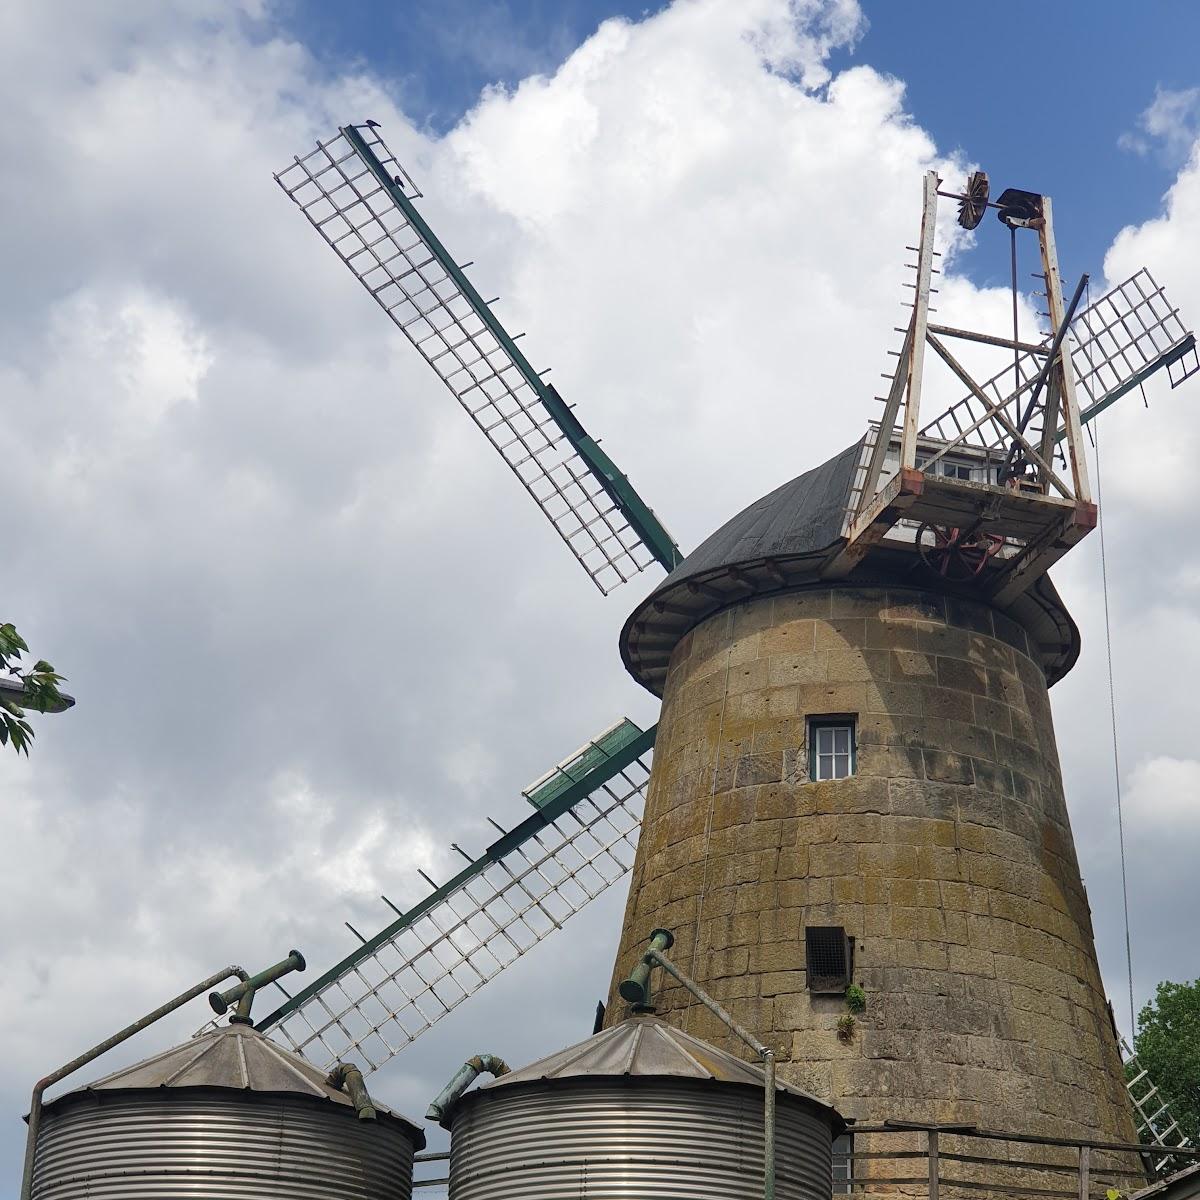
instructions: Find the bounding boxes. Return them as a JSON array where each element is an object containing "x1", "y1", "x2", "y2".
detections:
[{"x1": 1122, "y1": 1034, "x2": 1193, "y2": 1175}]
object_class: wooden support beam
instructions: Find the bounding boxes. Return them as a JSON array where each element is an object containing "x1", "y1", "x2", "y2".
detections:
[
  {"x1": 926, "y1": 332, "x2": 1072, "y2": 499},
  {"x1": 823, "y1": 469, "x2": 925, "y2": 578},
  {"x1": 927, "y1": 323, "x2": 1049, "y2": 356},
  {"x1": 1038, "y1": 197, "x2": 1092, "y2": 504},
  {"x1": 899, "y1": 172, "x2": 939, "y2": 471},
  {"x1": 987, "y1": 502, "x2": 1097, "y2": 605},
  {"x1": 858, "y1": 326, "x2": 913, "y2": 518}
]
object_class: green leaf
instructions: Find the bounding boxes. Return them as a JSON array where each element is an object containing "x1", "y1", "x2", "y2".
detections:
[
  {"x1": 2, "y1": 712, "x2": 32, "y2": 755},
  {"x1": 0, "y1": 622, "x2": 68, "y2": 754},
  {"x1": 0, "y1": 624, "x2": 29, "y2": 655}
]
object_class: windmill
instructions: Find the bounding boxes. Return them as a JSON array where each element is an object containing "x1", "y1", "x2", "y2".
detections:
[{"x1": 252, "y1": 121, "x2": 1196, "y2": 1150}]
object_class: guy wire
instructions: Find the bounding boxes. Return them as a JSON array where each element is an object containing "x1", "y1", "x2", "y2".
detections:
[
  {"x1": 1094, "y1": 403, "x2": 1137, "y2": 1039},
  {"x1": 1011, "y1": 225, "x2": 1020, "y2": 398}
]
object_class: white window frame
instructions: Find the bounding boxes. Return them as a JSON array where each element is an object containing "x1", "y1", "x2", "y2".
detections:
[{"x1": 810, "y1": 719, "x2": 855, "y2": 781}]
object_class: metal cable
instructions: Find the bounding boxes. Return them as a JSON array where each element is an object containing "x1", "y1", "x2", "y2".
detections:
[
  {"x1": 1010, "y1": 225, "x2": 1021, "y2": 402},
  {"x1": 1094, "y1": 405, "x2": 1137, "y2": 1038}
]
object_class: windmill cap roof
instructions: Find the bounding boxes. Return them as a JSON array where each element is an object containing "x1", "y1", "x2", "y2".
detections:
[
  {"x1": 42, "y1": 1021, "x2": 424, "y2": 1143},
  {"x1": 458, "y1": 1015, "x2": 842, "y2": 1129},
  {"x1": 621, "y1": 440, "x2": 1078, "y2": 694}
]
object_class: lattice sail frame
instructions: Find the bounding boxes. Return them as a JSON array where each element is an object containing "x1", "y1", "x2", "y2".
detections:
[
  {"x1": 276, "y1": 124, "x2": 678, "y2": 595},
  {"x1": 234, "y1": 724, "x2": 654, "y2": 1074},
  {"x1": 919, "y1": 268, "x2": 1198, "y2": 457}
]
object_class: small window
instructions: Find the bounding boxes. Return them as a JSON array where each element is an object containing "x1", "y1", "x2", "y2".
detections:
[
  {"x1": 915, "y1": 454, "x2": 994, "y2": 484},
  {"x1": 809, "y1": 718, "x2": 855, "y2": 780},
  {"x1": 806, "y1": 925, "x2": 853, "y2": 992}
]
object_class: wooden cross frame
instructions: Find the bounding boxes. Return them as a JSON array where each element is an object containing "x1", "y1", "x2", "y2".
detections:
[{"x1": 824, "y1": 171, "x2": 1096, "y2": 601}]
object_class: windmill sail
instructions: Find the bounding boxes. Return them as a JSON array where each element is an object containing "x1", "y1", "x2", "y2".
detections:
[
  {"x1": 242, "y1": 720, "x2": 654, "y2": 1074},
  {"x1": 276, "y1": 123, "x2": 679, "y2": 595},
  {"x1": 918, "y1": 268, "x2": 1198, "y2": 455}
]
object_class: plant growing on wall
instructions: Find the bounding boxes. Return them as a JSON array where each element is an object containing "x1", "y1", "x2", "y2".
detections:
[{"x1": 845, "y1": 984, "x2": 866, "y2": 1014}]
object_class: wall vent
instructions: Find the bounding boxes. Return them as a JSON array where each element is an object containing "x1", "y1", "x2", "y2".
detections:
[{"x1": 806, "y1": 926, "x2": 852, "y2": 992}]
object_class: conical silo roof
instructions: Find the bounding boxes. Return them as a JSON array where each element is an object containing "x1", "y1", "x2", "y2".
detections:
[
  {"x1": 44, "y1": 1021, "x2": 423, "y2": 1141},
  {"x1": 476, "y1": 1015, "x2": 839, "y2": 1119}
]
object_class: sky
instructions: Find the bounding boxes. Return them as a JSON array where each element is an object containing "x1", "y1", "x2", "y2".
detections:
[{"x1": 4, "y1": 0, "x2": 1200, "y2": 1192}]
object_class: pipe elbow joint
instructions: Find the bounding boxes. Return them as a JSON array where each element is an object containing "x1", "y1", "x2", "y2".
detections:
[
  {"x1": 426, "y1": 1053, "x2": 510, "y2": 1124},
  {"x1": 326, "y1": 1061, "x2": 377, "y2": 1121},
  {"x1": 466, "y1": 1054, "x2": 509, "y2": 1078}
]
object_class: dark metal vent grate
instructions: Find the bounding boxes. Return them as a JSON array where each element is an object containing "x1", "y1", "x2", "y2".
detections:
[{"x1": 806, "y1": 926, "x2": 851, "y2": 992}]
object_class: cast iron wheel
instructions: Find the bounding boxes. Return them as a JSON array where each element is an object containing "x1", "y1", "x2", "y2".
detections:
[{"x1": 916, "y1": 522, "x2": 1005, "y2": 581}]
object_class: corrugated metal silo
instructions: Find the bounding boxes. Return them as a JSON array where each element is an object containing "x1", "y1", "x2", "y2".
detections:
[
  {"x1": 443, "y1": 1015, "x2": 843, "y2": 1199},
  {"x1": 31, "y1": 1023, "x2": 424, "y2": 1199}
]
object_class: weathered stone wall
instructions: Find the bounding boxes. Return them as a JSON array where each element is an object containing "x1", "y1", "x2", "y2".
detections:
[{"x1": 607, "y1": 585, "x2": 1135, "y2": 1143}]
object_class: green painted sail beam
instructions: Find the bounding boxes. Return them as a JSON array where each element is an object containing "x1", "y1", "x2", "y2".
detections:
[
  {"x1": 1071, "y1": 333, "x2": 1196, "y2": 433},
  {"x1": 523, "y1": 717, "x2": 644, "y2": 811},
  {"x1": 343, "y1": 125, "x2": 681, "y2": 573},
  {"x1": 255, "y1": 721, "x2": 658, "y2": 1034},
  {"x1": 538, "y1": 383, "x2": 681, "y2": 571}
]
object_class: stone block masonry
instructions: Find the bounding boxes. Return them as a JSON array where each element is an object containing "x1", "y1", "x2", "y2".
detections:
[{"x1": 606, "y1": 585, "x2": 1137, "y2": 1146}]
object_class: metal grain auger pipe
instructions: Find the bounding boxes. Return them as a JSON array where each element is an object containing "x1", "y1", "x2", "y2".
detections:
[
  {"x1": 620, "y1": 929, "x2": 778, "y2": 1200},
  {"x1": 20, "y1": 962, "x2": 252, "y2": 1200},
  {"x1": 426, "y1": 1054, "x2": 511, "y2": 1123},
  {"x1": 327, "y1": 1062, "x2": 378, "y2": 1121},
  {"x1": 209, "y1": 948, "x2": 306, "y2": 1023}
]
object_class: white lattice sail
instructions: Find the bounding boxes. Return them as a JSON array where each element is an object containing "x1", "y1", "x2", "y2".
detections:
[
  {"x1": 236, "y1": 721, "x2": 654, "y2": 1074},
  {"x1": 275, "y1": 124, "x2": 678, "y2": 594}
]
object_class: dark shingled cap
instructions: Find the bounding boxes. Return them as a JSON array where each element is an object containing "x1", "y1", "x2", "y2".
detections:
[{"x1": 620, "y1": 441, "x2": 1079, "y2": 695}]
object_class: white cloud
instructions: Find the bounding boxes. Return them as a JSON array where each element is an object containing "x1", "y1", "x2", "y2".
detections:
[
  {"x1": 1126, "y1": 756, "x2": 1200, "y2": 829},
  {"x1": 7, "y1": 0, "x2": 1200, "y2": 1185},
  {"x1": 1119, "y1": 85, "x2": 1200, "y2": 165}
]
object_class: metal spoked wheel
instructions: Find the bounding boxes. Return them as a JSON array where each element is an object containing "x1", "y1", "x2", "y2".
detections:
[
  {"x1": 916, "y1": 522, "x2": 1005, "y2": 581},
  {"x1": 957, "y1": 170, "x2": 990, "y2": 229}
]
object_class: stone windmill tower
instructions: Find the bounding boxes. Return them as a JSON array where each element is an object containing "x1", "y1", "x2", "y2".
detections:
[
  {"x1": 259, "y1": 129, "x2": 1194, "y2": 1168},
  {"x1": 607, "y1": 172, "x2": 1198, "y2": 1144}
]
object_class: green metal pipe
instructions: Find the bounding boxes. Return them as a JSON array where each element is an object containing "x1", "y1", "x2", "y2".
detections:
[
  {"x1": 426, "y1": 1054, "x2": 511, "y2": 1123},
  {"x1": 625, "y1": 931, "x2": 778, "y2": 1200},
  {"x1": 764, "y1": 1049, "x2": 776, "y2": 1200},
  {"x1": 21, "y1": 963, "x2": 250, "y2": 1200},
  {"x1": 617, "y1": 928, "x2": 674, "y2": 1006},
  {"x1": 326, "y1": 1062, "x2": 377, "y2": 1121},
  {"x1": 643, "y1": 945, "x2": 769, "y2": 1058},
  {"x1": 209, "y1": 949, "x2": 306, "y2": 1016},
  {"x1": 229, "y1": 985, "x2": 257, "y2": 1026}
]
